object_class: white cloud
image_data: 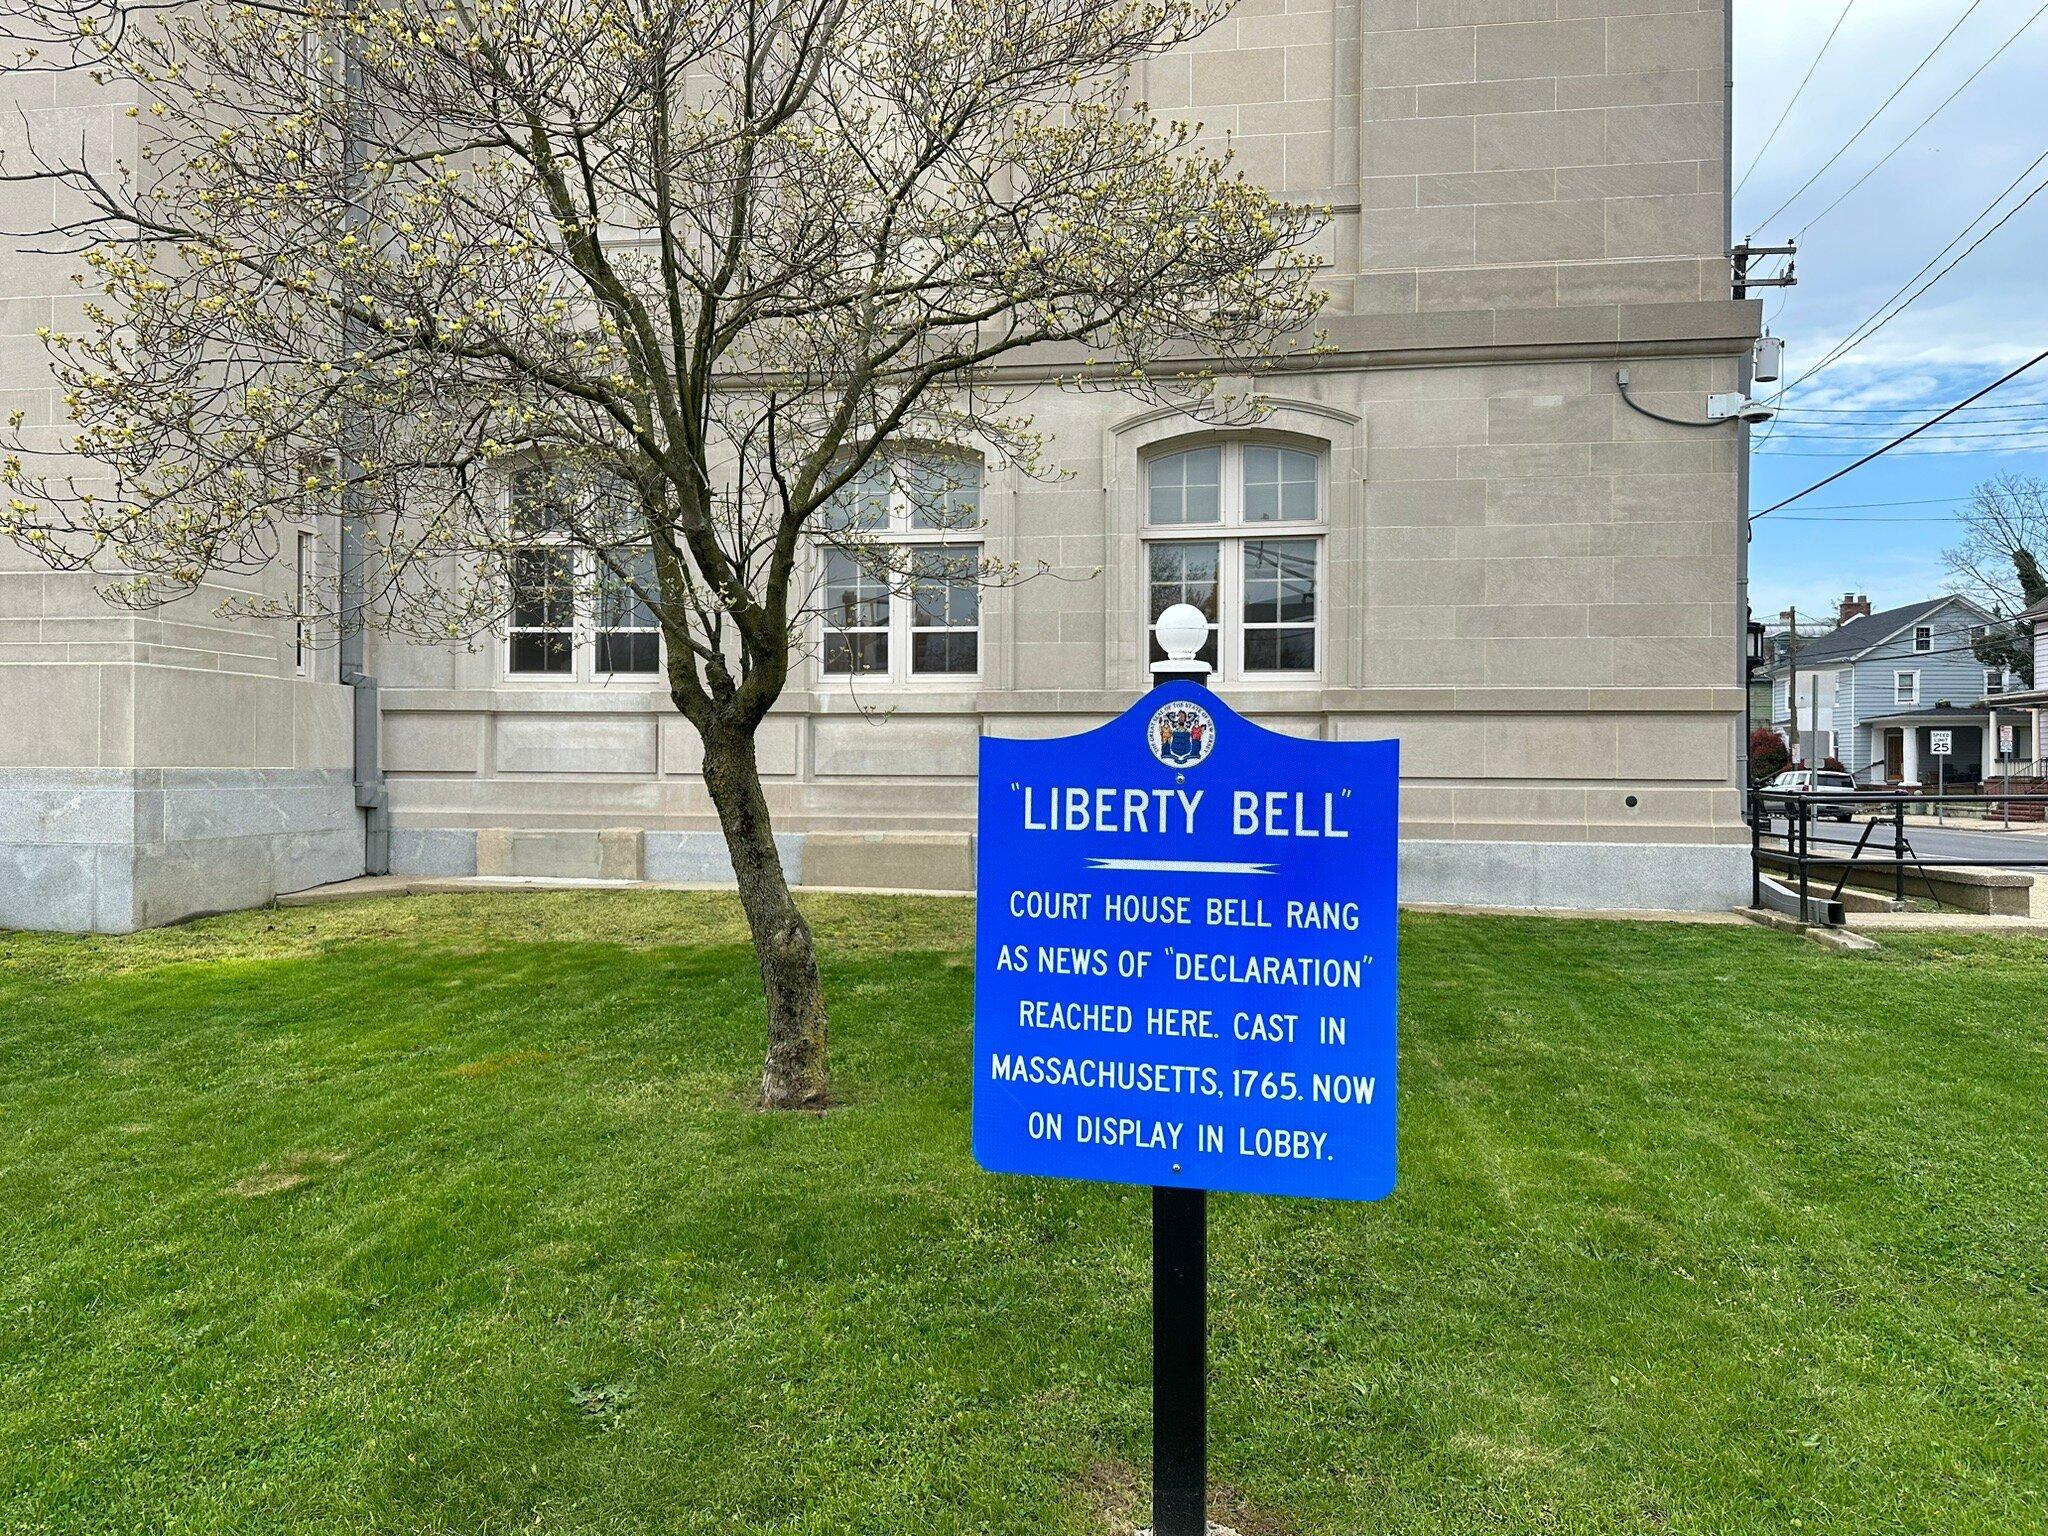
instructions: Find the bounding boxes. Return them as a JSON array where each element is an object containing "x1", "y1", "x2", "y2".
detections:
[{"x1": 1736, "y1": 0, "x2": 2048, "y2": 415}]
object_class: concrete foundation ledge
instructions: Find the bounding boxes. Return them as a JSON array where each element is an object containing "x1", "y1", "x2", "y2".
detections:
[
  {"x1": 1759, "y1": 849, "x2": 2034, "y2": 916},
  {"x1": 802, "y1": 830, "x2": 975, "y2": 893},
  {"x1": 475, "y1": 827, "x2": 643, "y2": 882},
  {"x1": 645, "y1": 829, "x2": 803, "y2": 887}
]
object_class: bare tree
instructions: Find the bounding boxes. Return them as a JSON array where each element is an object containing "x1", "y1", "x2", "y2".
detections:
[
  {"x1": 1944, "y1": 472, "x2": 2047, "y2": 687},
  {"x1": 0, "y1": 0, "x2": 1324, "y2": 1106}
]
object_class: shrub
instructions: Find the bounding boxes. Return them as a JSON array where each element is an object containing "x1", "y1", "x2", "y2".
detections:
[{"x1": 1749, "y1": 726, "x2": 1790, "y2": 784}]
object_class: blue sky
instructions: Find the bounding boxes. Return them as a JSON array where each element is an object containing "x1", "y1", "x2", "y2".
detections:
[{"x1": 1734, "y1": 0, "x2": 2048, "y2": 621}]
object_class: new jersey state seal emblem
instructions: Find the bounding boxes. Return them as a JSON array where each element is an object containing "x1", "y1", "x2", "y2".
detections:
[{"x1": 1148, "y1": 701, "x2": 1216, "y2": 768}]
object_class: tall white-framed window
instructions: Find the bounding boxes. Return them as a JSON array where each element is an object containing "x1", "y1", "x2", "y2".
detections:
[
  {"x1": 817, "y1": 451, "x2": 982, "y2": 683},
  {"x1": 1895, "y1": 670, "x2": 1920, "y2": 706},
  {"x1": 294, "y1": 529, "x2": 315, "y2": 675},
  {"x1": 1141, "y1": 441, "x2": 1322, "y2": 680},
  {"x1": 503, "y1": 467, "x2": 663, "y2": 682},
  {"x1": 1913, "y1": 625, "x2": 1933, "y2": 653},
  {"x1": 1984, "y1": 668, "x2": 2007, "y2": 697}
]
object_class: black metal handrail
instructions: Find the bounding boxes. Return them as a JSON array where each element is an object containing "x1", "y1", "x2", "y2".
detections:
[{"x1": 1749, "y1": 787, "x2": 2048, "y2": 925}]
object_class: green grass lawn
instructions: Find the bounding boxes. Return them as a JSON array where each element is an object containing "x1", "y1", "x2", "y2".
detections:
[{"x1": 1, "y1": 894, "x2": 2042, "y2": 1534}]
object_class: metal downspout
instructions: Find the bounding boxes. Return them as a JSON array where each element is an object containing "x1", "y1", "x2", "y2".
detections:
[{"x1": 340, "y1": 43, "x2": 389, "y2": 875}]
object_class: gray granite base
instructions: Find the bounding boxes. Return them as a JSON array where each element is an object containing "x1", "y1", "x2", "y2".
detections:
[
  {"x1": 0, "y1": 768, "x2": 364, "y2": 933},
  {"x1": 385, "y1": 826, "x2": 1747, "y2": 912},
  {"x1": 1398, "y1": 838, "x2": 1750, "y2": 912},
  {"x1": 388, "y1": 827, "x2": 479, "y2": 878}
]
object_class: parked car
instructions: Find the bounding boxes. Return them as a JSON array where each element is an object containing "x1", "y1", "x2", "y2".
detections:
[{"x1": 1762, "y1": 768, "x2": 1862, "y2": 820}]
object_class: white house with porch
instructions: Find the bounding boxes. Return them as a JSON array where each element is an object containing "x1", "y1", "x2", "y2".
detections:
[
  {"x1": 1767, "y1": 594, "x2": 2036, "y2": 787},
  {"x1": 1979, "y1": 593, "x2": 2048, "y2": 786}
]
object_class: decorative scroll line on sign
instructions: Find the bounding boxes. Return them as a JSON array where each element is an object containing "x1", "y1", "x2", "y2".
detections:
[{"x1": 1084, "y1": 858, "x2": 1276, "y2": 875}]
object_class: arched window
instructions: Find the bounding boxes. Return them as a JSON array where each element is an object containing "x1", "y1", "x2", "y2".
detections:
[
  {"x1": 503, "y1": 466, "x2": 662, "y2": 681},
  {"x1": 818, "y1": 450, "x2": 984, "y2": 681},
  {"x1": 1143, "y1": 443, "x2": 1321, "y2": 678}
]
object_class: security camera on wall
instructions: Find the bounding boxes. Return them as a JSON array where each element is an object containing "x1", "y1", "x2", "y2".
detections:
[{"x1": 1707, "y1": 393, "x2": 1777, "y2": 424}]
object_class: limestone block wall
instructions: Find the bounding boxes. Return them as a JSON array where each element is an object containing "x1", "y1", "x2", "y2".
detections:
[
  {"x1": 2, "y1": 0, "x2": 1757, "y2": 921},
  {"x1": 375, "y1": 339, "x2": 1754, "y2": 909},
  {"x1": 0, "y1": 50, "x2": 369, "y2": 932},
  {"x1": 1140, "y1": 0, "x2": 1731, "y2": 314},
  {"x1": 0, "y1": 553, "x2": 363, "y2": 930}
]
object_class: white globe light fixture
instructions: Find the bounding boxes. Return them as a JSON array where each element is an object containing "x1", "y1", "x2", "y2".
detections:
[{"x1": 1152, "y1": 602, "x2": 1213, "y2": 682}]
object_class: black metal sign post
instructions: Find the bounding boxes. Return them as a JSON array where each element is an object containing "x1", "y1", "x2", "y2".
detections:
[
  {"x1": 1152, "y1": 1185, "x2": 1207, "y2": 1535},
  {"x1": 1149, "y1": 606, "x2": 1213, "y2": 1536},
  {"x1": 976, "y1": 601, "x2": 1399, "y2": 1536}
]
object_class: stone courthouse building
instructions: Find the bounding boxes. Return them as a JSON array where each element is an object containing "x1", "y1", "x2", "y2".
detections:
[{"x1": 1, "y1": 0, "x2": 1762, "y2": 930}]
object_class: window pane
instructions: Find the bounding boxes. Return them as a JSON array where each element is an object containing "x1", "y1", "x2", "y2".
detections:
[
  {"x1": 1148, "y1": 540, "x2": 1219, "y2": 668},
  {"x1": 510, "y1": 468, "x2": 571, "y2": 537},
  {"x1": 596, "y1": 548, "x2": 658, "y2": 630},
  {"x1": 821, "y1": 462, "x2": 891, "y2": 531},
  {"x1": 585, "y1": 473, "x2": 642, "y2": 544},
  {"x1": 1242, "y1": 538, "x2": 1316, "y2": 673},
  {"x1": 1243, "y1": 446, "x2": 1317, "y2": 523},
  {"x1": 912, "y1": 547, "x2": 979, "y2": 625},
  {"x1": 596, "y1": 632, "x2": 660, "y2": 673},
  {"x1": 912, "y1": 632, "x2": 978, "y2": 674},
  {"x1": 823, "y1": 631, "x2": 888, "y2": 674},
  {"x1": 823, "y1": 550, "x2": 890, "y2": 628},
  {"x1": 1146, "y1": 447, "x2": 1221, "y2": 526},
  {"x1": 906, "y1": 455, "x2": 983, "y2": 531},
  {"x1": 1244, "y1": 539, "x2": 1316, "y2": 623},
  {"x1": 510, "y1": 548, "x2": 573, "y2": 629},
  {"x1": 510, "y1": 631, "x2": 572, "y2": 674},
  {"x1": 1277, "y1": 627, "x2": 1316, "y2": 670},
  {"x1": 822, "y1": 548, "x2": 889, "y2": 675},
  {"x1": 910, "y1": 545, "x2": 980, "y2": 676}
]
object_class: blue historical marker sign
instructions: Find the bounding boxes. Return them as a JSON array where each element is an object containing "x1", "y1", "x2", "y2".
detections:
[{"x1": 974, "y1": 682, "x2": 1399, "y2": 1202}]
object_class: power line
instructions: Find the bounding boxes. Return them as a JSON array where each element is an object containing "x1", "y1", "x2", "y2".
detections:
[
  {"x1": 1773, "y1": 400, "x2": 2048, "y2": 416},
  {"x1": 1742, "y1": 496, "x2": 1980, "y2": 514},
  {"x1": 1753, "y1": 348, "x2": 2048, "y2": 517},
  {"x1": 1735, "y1": 0, "x2": 1855, "y2": 198},
  {"x1": 1784, "y1": 149, "x2": 2048, "y2": 390},
  {"x1": 1767, "y1": 423, "x2": 2048, "y2": 441},
  {"x1": 1798, "y1": 0, "x2": 2048, "y2": 233},
  {"x1": 1752, "y1": 0, "x2": 1989, "y2": 232},
  {"x1": 1757, "y1": 442, "x2": 2048, "y2": 456}
]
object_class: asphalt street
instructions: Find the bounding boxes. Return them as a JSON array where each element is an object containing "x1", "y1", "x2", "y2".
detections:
[{"x1": 1764, "y1": 814, "x2": 2048, "y2": 872}]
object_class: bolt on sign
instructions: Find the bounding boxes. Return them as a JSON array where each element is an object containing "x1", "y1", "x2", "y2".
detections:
[{"x1": 973, "y1": 683, "x2": 1399, "y2": 1201}]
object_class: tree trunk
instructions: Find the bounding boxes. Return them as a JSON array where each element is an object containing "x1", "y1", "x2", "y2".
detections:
[{"x1": 699, "y1": 721, "x2": 830, "y2": 1109}]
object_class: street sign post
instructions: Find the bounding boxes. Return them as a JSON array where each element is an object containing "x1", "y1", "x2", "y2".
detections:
[{"x1": 973, "y1": 610, "x2": 1399, "y2": 1533}]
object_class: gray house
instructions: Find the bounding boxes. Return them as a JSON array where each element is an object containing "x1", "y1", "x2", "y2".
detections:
[{"x1": 1767, "y1": 595, "x2": 2035, "y2": 785}]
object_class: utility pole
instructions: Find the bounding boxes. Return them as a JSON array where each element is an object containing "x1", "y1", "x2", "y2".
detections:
[
  {"x1": 1732, "y1": 239, "x2": 1798, "y2": 301},
  {"x1": 1785, "y1": 608, "x2": 1801, "y2": 767}
]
